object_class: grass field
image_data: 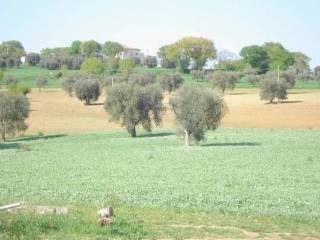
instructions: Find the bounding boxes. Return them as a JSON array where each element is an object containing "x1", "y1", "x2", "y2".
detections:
[
  {"x1": 3, "y1": 64, "x2": 320, "y2": 89},
  {"x1": 1, "y1": 128, "x2": 320, "y2": 239}
]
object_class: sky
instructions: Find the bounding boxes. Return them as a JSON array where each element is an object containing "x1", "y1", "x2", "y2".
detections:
[{"x1": 1, "y1": 0, "x2": 319, "y2": 67}]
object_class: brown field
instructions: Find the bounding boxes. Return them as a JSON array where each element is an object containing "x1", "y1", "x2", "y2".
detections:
[{"x1": 25, "y1": 88, "x2": 320, "y2": 134}]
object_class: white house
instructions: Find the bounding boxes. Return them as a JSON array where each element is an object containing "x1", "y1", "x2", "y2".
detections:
[{"x1": 117, "y1": 47, "x2": 144, "y2": 60}]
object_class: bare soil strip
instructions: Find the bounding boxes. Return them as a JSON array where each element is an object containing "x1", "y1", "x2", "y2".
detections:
[{"x1": 25, "y1": 89, "x2": 320, "y2": 134}]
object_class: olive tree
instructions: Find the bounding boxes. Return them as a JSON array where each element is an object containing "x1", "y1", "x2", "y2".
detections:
[
  {"x1": 4, "y1": 75, "x2": 19, "y2": 85},
  {"x1": 170, "y1": 86, "x2": 227, "y2": 146},
  {"x1": 0, "y1": 92, "x2": 30, "y2": 141},
  {"x1": 74, "y1": 76, "x2": 101, "y2": 105},
  {"x1": 315, "y1": 66, "x2": 320, "y2": 81},
  {"x1": 80, "y1": 58, "x2": 105, "y2": 74},
  {"x1": 128, "y1": 73, "x2": 157, "y2": 86},
  {"x1": 36, "y1": 76, "x2": 48, "y2": 91},
  {"x1": 26, "y1": 53, "x2": 41, "y2": 66},
  {"x1": 61, "y1": 74, "x2": 80, "y2": 96},
  {"x1": 207, "y1": 71, "x2": 240, "y2": 93},
  {"x1": 144, "y1": 56, "x2": 158, "y2": 68},
  {"x1": 105, "y1": 82, "x2": 164, "y2": 137},
  {"x1": 158, "y1": 74, "x2": 184, "y2": 93},
  {"x1": 259, "y1": 71, "x2": 296, "y2": 103}
]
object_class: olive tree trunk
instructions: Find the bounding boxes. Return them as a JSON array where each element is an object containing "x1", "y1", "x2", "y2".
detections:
[
  {"x1": 129, "y1": 127, "x2": 137, "y2": 138},
  {"x1": 184, "y1": 129, "x2": 190, "y2": 146}
]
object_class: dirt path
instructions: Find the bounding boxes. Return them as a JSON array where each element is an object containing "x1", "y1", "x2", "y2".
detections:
[{"x1": 25, "y1": 89, "x2": 320, "y2": 134}]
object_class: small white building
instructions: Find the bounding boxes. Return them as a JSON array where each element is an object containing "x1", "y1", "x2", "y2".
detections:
[{"x1": 117, "y1": 47, "x2": 144, "y2": 60}]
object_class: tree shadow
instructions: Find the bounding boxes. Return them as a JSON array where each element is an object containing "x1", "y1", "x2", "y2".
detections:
[
  {"x1": 289, "y1": 92, "x2": 309, "y2": 94},
  {"x1": 137, "y1": 132, "x2": 174, "y2": 138},
  {"x1": 88, "y1": 103, "x2": 104, "y2": 106},
  {"x1": 0, "y1": 143, "x2": 20, "y2": 150},
  {"x1": 279, "y1": 100, "x2": 303, "y2": 104},
  {"x1": 7, "y1": 134, "x2": 67, "y2": 142},
  {"x1": 202, "y1": 142, "x2": 261, "y2": 147},
  {"x1": 227, "y1": 92, "x2": 250, "y2": 95}
]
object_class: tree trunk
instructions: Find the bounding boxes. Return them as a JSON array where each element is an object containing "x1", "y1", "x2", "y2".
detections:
[
  {"x1": 1, "y1": 131, "x2": 5, "y2": 141},
  {"x1": 129, "y1": 127, "x2": 136, "y2": 138},
  {"x1": 184, "y1": 129, "x2": 190, "y2": 146},
  {"x1": 85, "y1": 99, "x2": 90, "y2": 105}
]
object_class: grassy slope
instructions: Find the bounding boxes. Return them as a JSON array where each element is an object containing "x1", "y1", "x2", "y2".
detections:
[
  {"x1": 1, "y1": 128, "x2": 320, "y2": 238},
  {"x1": 3, "y1": 64, "x2": 320, "y2": 89}
]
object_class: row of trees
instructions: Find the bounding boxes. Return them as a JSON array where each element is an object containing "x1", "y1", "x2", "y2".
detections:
[{"x1": 60, "y1": 72, "x2": 225, "y2": 145}]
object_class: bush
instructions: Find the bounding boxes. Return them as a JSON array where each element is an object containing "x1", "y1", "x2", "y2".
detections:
[
  {"x1": 0, "y1": 69, "x2": 3, "y2": 86},
  {"x1": 144, "y1": 56, "x2": 157, "y2": 68},
  {"x1": 105, "y1": 57, "x2": 119, "y2": 74},
  {"x1": 119, "y1": 59, "x2": 136, "y2": 73},
  {"x1": 170, "y1": 86, "x2": 227, "y2": 146},
  {"x1": 244, "y1": 74, "x2": 261, "y2": 86},
  {"x1": 160, "y1": 58, "x2": 176, "y2": 69},
  {"x1": 80, "y1": 58, "x2": 105, "y2": 75},
  {"x1": 0, "y1": 58, "x2": 6, "y2": 68},
  {"x1": 159, "y1": 74, "x2": 184, "y2": 93},
  {"x1": 259, "y1": 71, "x2": 296, "y2": 103},
  {"x1": 128, "y1": 73, "x2": 157, "y2": 86},
  {"x1": 26, "y1": 53, "x2": 41, "y2": 66},
  {"x1": 73, "y1": 76, "x2": 101, "y2": 105},
  {"x1": 55, "y1": 72, "x2": 63, "y2": 79},
  {"x1": 61, "y1": 74, "x2": 80, "y2": 96},
  {"x1": 36, "y1": 76, "x2": 48, "y2": 91},
  {"x1": 7, "y1": 83, "x2": 31, "y2": 95},
  {"x1": 105, "y1": 82, "x2": 164, "y2": 137},
  {"x1": 0, "y1": 92, "x2": 30, "y2": 140},
  {"x1": 208, "y1": 71, "x2": 240, "y2": 93}
]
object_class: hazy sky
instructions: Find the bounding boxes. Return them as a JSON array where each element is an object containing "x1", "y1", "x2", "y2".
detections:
[{"x1": 1, "y1": 0, "x2": 319, "y2": 67}]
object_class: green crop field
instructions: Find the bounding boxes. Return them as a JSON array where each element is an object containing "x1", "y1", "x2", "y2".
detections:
[{"x1": 1, "y1": 128, "x2": 320, "y2": 238}]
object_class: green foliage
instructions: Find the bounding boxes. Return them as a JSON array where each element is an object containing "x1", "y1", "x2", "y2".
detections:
[
  {"x1": 105, "y1": 80, "x2": 164, "y2": 137},
  {"x1": 314, "y1": 66, "x2": 320, "y2": 81},
  {"x1": 69, "y1": 40, "x2": 82, "y2": 55},
  {"x1": 263, "y1": 42, "x2": 294, "y2": 70},
  {"x1": 0, "y1": 92, "x2": 29, "y2": 140},
  {"x1": 119, "y1": 59, "x2": 136, "y2": 73},
  {"x1": 73, "y1": 76, "x2": 101, "y2": 105},
  {"x1": 170, "y1": 86, "x2": 226, "y2": 145},
  {"x1": 103, "y1": 41, "x2": 123, "y2": 57},
  {"x1": 40, "y1": 47, "x2": 69, "y2": 57},
  {"x1": 190, "y1": 70, "x2": 206, "y2": 81},
  {"x1": 105, "y1": 57, "x2": 120, "y2": 74},
  {"x1": 80, "y1": 58, "x2": 105, "y2": 74},
  {"x1": 165, "y1": 37, "x2": 216, "y2": 71},
  {"x1": 214, "y1": 59, "x2": 246, "y2": 72},
  {"x1": 208, "y1": 71, "x2": 240, "y2": 93},
  {"x1": 7, "y1": 83, "x2": 31, "y2": 96},
  {"x1": 240, "y1": 45, "x2": 269, "y2": 74},
  {"x1": 0, "y1": 69, "x2": 3, "y2": 85},
  {"x1": 82, "y1": 40, "x2": 101, "y2": 57}
]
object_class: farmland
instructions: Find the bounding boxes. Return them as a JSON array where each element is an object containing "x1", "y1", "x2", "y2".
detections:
[{"x1": 1, "y1": 128, "x2": 320, "y2": 239}]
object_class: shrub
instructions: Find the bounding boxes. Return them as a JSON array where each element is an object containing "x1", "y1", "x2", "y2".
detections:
[
  {"x1": 259, "y1": 71, "x2": 296, "y2": 103},
  {"x1": 73, "y1": 76, "x2": 101, "y2": 105},
  {"x1": 80, "y1": 58, "x2": 105, "y2": 75},
  {"x1": 0, "y1": 92, "x2": 30, "y2": 140},
  {"x1": 244, "y1": 74, "x2": 261, "y2": 86},
  {"x1": 36, "y1": 76, "x2": 48, "y2": 91},
  {"x1": 0, "y1": 58, "x2": 6, "y2": 69},
  {"x1": 208, "y1": 71, "x2": 240, "y2": 93},
  {"x1": 39, "y1": 57, "x2": 60, "y2": 70},
  {"x1": 26, "y1": 53, "x2": 41, "y2": 66},
  {"x1": 55, "y1": 72, "x2": 63, "y2": 79},
  {"x1": 7, "y1": 83, "x2": 31, "y2": 95},
  {"x1": 144, "y1": 56, "x2": 158, "y2": 68},
  {"x1": 105, "y1": 57, "x2": 119, "y2": 74},
  {"x1": 105, "y1": 82, "x2": 164, "y2": 137},
  {"x1": 170, "y1": 86, "x2": 227, "y2": 146},
  {"x1": 159, "y1": 74, "x2": 184, "y2": 93},
  {"x1": 119, "y1": 59, "x2": 136, "y2": 73},
  {"x1": 0, "y1": 69, "x2": 3, "y2": 86},
  {"x1": 128, "y1": 73, "x2": 157, "y2": 86}
]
